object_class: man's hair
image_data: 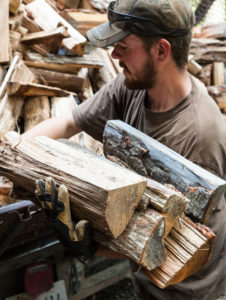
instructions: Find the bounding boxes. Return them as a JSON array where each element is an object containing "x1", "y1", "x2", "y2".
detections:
[{"x1": 138, "y1": 33, "x2": 192, "y2": 70}]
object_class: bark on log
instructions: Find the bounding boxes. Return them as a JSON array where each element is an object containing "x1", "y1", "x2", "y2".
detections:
[
  {"x1": 145, "y1": 216, "x2": 216, "y2": 288},
  {"x1": 96, "y1": 209, "x2": 167, "y2": 271},
  {"x1": 103, "y1": 120, "x2": 226, "y2": 225},
  {"x1": 30, "y1": 68, "x2": 85, "y2": 93},
  {"x1": 0, "y1": 132, "x2": 147, "y2": 238},
  {"x1": 24, "y1": 52, "x2": 103, "y2": 74}
]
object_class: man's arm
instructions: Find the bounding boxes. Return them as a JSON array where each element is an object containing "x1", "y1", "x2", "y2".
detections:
[{"x1": 22, "y1": 112, "x2": 82, "y2": 140}]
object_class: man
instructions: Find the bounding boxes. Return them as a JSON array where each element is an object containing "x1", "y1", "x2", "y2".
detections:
[{"x1": 23, "y1": 0, "x2": 226, "y2": 299}]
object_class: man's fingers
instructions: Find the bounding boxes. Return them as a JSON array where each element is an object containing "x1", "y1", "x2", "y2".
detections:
[
  {"x1": 35, "y1": 179, "x2": 46, "y2": 209},
  {"x1": 75, "y1": 220, "x2": 90, "y2": 241}
]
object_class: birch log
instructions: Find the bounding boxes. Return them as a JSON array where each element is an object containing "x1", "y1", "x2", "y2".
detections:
[
  {"x1": 0, "y1": 132, "x2": 146, "y2": 238},
  {"x1": 103, "y1": 120, "x2": 226, "y2": 225}
]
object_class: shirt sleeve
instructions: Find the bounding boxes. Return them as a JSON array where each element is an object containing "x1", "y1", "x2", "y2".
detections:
[{"x1": 72, "y1": 73, "x2": 126, "y2": 142}]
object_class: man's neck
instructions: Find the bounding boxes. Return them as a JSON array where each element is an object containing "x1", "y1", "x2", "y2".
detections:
[{"x1": 146, "y1": 69, "x2": 192, "y2": 112}]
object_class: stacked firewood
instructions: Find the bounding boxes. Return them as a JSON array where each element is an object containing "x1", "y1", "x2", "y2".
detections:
[
  {"x1": 191, "y1": 22, "x2": 226, "y2": 119},
  {"x1": 0, "y1": 0, "x2": 225, "y2": 290}
]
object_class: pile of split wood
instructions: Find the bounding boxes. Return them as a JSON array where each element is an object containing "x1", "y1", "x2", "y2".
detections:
[{"x1": 0, "y1": 0, "x2": 226, "y2": 290}]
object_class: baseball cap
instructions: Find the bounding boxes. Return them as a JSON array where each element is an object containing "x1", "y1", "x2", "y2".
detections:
[{"x1": 87, "y1": 0, "x2": 195, "y2": 48}]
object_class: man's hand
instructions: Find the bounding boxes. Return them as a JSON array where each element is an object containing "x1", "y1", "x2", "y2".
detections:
[{"x1": 35, "y1": 177, "x2": 97, "y2": 262}]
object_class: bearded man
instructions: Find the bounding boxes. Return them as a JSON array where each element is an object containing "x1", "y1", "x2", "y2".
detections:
[{"x1": 23, "y1": 1, "x2": 226, "y2": 299}]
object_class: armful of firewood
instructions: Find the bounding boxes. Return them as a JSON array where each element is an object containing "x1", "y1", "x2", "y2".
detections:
[{"x1": 35, "y1": 176, "x2": 97, "y2": 262}]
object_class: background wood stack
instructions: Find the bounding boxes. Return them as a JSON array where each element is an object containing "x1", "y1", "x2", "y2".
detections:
[{"x1": 0, "y1": 0, "x2": 225, "y2": 291}]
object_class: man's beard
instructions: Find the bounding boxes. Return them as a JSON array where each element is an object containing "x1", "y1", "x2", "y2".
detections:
[{"x1": 120, "y1": 55, "x2": 157, "y2": 90}]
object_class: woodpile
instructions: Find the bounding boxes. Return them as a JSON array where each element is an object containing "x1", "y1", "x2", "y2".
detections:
[{"x1": 0, "y1": 0, "x2": 225, "y2": 290}]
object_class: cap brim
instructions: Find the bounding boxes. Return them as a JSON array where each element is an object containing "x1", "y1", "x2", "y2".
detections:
[{"x1": 87, "y1": 22, "x2": 130, "y2": 48}]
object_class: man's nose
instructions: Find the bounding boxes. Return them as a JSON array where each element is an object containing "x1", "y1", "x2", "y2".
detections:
[{"x1": 111, "y1": 45, "x2": 122, "y2": 59}]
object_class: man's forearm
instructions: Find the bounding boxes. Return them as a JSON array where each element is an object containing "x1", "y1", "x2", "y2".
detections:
[{"x1": 22, "y1": 113, "x2": 82, "y2": 140}]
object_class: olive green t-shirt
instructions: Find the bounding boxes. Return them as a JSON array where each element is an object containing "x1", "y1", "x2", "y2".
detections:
[{"x1": 72, "y1": 73, "x2": 226, "y2": 299}]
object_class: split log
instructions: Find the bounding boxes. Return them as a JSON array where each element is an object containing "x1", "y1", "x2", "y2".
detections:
[
  {"x1": 194, "y1": 22, "x2": 226, "y2": 39},
  {"x1": 188, "y1": 59, "x2": 202, "y2": 76},
  {"x1": 106, "y1": 155, "x2": 189, "y2": 237},
  {"x1": 76, "y1": 68, "x2": 94, "y2": 102},
  {"x1": 30, "y1": 68, "x2": 84, "y2": 93},
  {"x1": 22, "y1": 14, "x2": 42, "y2": 33},
  {"x1": 96, "y1": 209, "x2": 167, "y2": 271},
  {"x1": 0, "y1": 61, "x2": 36, "y2": 136},
  {"x1": 21, "y1": 26, "x2": 70, "y2": 54},
  {"x1": 24, "y1": 52, "x2": 103, "y2": 74},
  {"x1": 0, "y1": 55, "x2": 19, "y2": 99},
  {"x1": 207, "y1": 85, "x2": 226, "y2": 110},
  {"x1": 9, "y1": 31, "x2": 22, "y2": 52},
  {"x1": 7, "y1": 81, "x2": 73, "y2": 98},
  {"x1": 89, "y1": 48, "x2": 118, "y2": 92},
  {"x1": 23, "y1": 96, "x2": 50, "y2": 131},
  {"x1": 196, "y1": 64, "x2": 212, "y2": 87},
  {"x1": 213, "y1": 62, "x2": 225, "y2": 86},
  {"x1": 0, "y1": 0, "x2": 10, "y2": 64},
  {"x1": 103, "y1": 120, "x2": 226, "y2": 225},
  {"x1": 9, "y1": 11, "x2": 24, "y2": 31},
  {"x1": 51, "y1": 94, "x2": 77, "y2": 117},
  {"x1": 60, "y1": 11, "x2": 108, "y2": 36},
  {"x1": 9, "y1": 0, "x2": 21, "y2": 15},
  {"x1": 0, "y1": 132, "x2": 147, "y2": 238},
  {"x1": 25, "y1": 0, "x2": 87, "y2": 55},
  {"x1": 143, "y1": 179, "x2": 189, "y2": 237},
  {"x1": 145, "y1": 216, "x2": 215, "y2": 288},
  {"x1": 56, "y1": 0, "x2": 80, "y2": 10}
]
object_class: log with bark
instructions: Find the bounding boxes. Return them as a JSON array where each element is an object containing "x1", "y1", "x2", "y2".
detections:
[
  {"x1": 103, "y1": 120, "x2": 226, "y2": 225},
  {"x1": 30, "y1": 68, "x2": 85, "y2": 93},
  {"x1": 96, "y1": 208, "x2": 167, "y2": 271},
  {"x1": 0, "y1": 132, "x2": 146, "y2": 239},
  {"x1": 24, "y1": 52, "x2": 103, "y2": 74}
]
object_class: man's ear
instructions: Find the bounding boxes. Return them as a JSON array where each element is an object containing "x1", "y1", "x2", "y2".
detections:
[{"x1": 155, "y1": 38, "x2": 171, "y2": 61}]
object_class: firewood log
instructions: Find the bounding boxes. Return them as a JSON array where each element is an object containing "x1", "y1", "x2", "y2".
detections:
[
  {"x1": 30, "y1": 68, "x2": 84, "y2": 93},
  {"x1": 23, "y1": 96, "x2": 50, "y2": 131},
  {"x1": 103, "y1": 120, "x2": 226, "y2": 225},
  {"x1": 106, "y1": 155, "x2": 189, "y2": 237},
  {"x1": 145, "y1": 216, "x2": 216, "y2": 288},
  {"x1": 7, "y1": 81, "x2": 73, "y2": 98},
  {"x1": 0, "y1": 0, "x2": 10, "y2": 64},
  {"x1": 96, "y1": 208, "x2": 167, "y2": 271},
  {"x1": 0, "y1": 132, "x2": 147, "y2": 239},
  {"x1": 25, "y1": 0, "x2": 86, "y2": 55},
  {"x1": 24, "y1": 52, "x2": 103, "y2": 74}
]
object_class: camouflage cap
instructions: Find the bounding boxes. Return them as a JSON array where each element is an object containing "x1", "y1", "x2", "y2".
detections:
[{"x1": 87, "y1": 0, "x2": 195, "y2": 47}]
